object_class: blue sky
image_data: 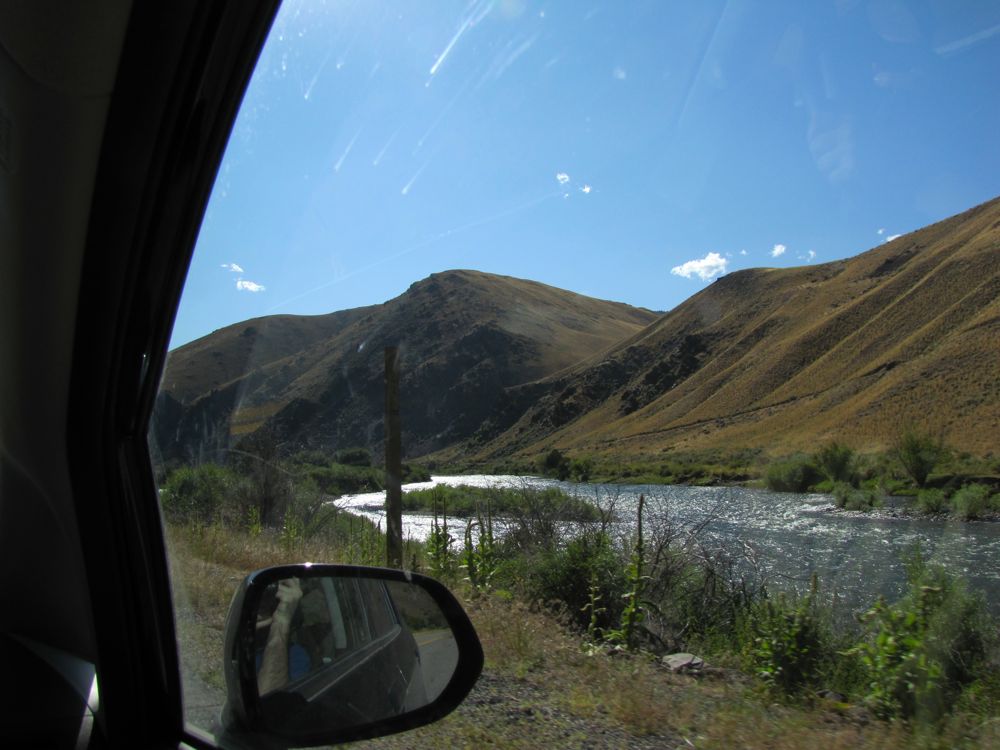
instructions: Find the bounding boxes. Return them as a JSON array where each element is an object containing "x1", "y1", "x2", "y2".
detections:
[{"x1": 172, "y1": 0, "x2": 1000, "y2": 348}]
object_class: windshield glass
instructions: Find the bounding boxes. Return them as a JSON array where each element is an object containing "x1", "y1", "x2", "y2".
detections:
[
  {"x1": 152, "y1": 2, "x2": 1000, "y2": 746},
  {"x1": 169, "y1": 0, "x2": 1000, "y2": 347}
]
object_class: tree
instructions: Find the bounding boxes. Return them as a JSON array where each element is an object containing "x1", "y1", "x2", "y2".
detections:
[
  {"x1": 540, "y1": 448, "x2": 571, "y2": 480},
  {"x1": 814, "y1": 441, "x2": 855, "y2": 484},
  {"x1": 892, "y1": 428, "x2": 948, "y2": 488},
  {"x1": 570, "y1": 457, "x2": 594, "y2": 482},
  {"x1": 160, "y1": 463, "x2": 233, "y2": 523},
  {"x1": 229, "y1": 430, "x2": 295, "y2": 528}
]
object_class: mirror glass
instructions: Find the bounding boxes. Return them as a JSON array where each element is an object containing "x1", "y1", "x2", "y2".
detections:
[{"x1": 250, "y1": 574, "x2": 459, "y2": 735}]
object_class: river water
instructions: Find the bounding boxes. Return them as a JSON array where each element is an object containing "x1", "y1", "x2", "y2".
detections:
[{"x1": 338, "y1": 475, "x2": 1000, "y2": 615}]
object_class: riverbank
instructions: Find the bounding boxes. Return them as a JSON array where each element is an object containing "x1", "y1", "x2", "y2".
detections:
[
  {"x1": 437, "y1": 442, "x2": 1000, "y2": 517},
  {"x1": 340, "y1": 476, "x2": 1000, "y2": 621},
  {"x1": 401, "y1": 483, "x2": 601, "y2": 522},
  {"x1": 165, "y1": 520, "x2": 1000, "y2": 749},
  {"x1": 363, "y1": 592, "x2": 1000, "y2": 750},
  {"x1": 158, "y1": 457, "x2": 1000, "y2": 744},
  {"x1": 818, "y1": 502, "x2": 1000, "y2": 523}
]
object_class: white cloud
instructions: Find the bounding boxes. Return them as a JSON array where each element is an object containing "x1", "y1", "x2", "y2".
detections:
[
  {"x1": 771, "y1": 243, "x2": 786, "y2": 258},
  {"x1": 221, "y1": 263, "x2": 244, "y2": 273},
  {"x1": 671, "y1": 252, "x2": 728, "y2": 281},
  {"x1": 612, "y1": 66, "x2": 627, "y2": 80},
  {"x1": 807, "y1": 250, "x2": 816, "y2": 261},
  {"x1": 236, "y1": 278, "x2": 266, "y2": 293},
  {"x1": 885, "y1": 233, "x2": 902, "y2": 242},
  {"x1": 556, "y1": 172, "x2": 570, "y2": 185},
  {"x1": 580, "y1": 184, "x2": 592, "y2": 194},
  {"x1": 876, "y1": 228, "x2": 885, "y2": 236},
  {"x1": 739, "y1": 249, "x2": 748, "y2": 256}
]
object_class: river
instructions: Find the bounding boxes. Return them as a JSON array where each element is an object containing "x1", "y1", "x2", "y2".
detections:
[{"x1": 338, "y1": 475, "x2": 1000, "y2": 615}]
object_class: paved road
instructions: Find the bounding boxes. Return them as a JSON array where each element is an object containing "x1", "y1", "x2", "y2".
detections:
[{"x1": 414, "y1": 628, "x2": 459, "y2": 701}]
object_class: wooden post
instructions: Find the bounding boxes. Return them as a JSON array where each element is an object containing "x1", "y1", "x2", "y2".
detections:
[{"x1": 384, "y1": 346, "x2": 403, "y2": 568}]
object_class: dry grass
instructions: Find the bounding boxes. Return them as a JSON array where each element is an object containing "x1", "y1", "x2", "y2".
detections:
[
  {"x1": 475, "y1": 196, "x2": 1000, "y2": 462},
  {"x1": 166, "y1": 520, "x2": 391, "y2": 694},
  {"x1": 229, "y1": 400, "x2": 287, "y2": 436},
  {"x1": 440, "y1": 591, "x2": 1000, "y2": 749}
]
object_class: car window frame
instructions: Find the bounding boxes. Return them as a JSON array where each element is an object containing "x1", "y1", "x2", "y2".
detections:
[{"x1": 68, "y1": 2, "x2": 281, "y2": 746}]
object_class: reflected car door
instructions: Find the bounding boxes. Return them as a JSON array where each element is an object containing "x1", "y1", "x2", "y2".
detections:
[{"x1": 271, "y1": 577, "x2": 421, "y2": 730}]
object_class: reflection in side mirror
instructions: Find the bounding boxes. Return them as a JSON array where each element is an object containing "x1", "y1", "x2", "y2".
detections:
[{"x1": 221, "y1": 565, "x2": 482, "y2": 748}]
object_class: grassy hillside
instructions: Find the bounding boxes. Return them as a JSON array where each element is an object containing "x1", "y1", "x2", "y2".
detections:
[
  {"x1": 156, "y1": 197, "x2": 1000, "y2": 469},
  {"x1": 153, "y1": 270, "x2": 657, "y2": 463},
  {"x1": 162, "y1": 307, "x2": 376, "y2": 404},
  {"x1": 466, "y1": 196, "x2": 1000, "y2": 462}
]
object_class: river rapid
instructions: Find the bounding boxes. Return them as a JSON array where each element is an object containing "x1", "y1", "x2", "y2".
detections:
[{"x1": 338, "y1": 475, "x2": 1000, "y2": 616}]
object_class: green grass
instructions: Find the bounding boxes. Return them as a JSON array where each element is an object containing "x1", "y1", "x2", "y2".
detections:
[
  {"x1": 291, "y1": 454, "x2": 431, "y2": 497},
  {"x1": 401, "y1": 483, "x2": 601, "y2": 522},
  {"x1": 437, "y1": 448, "x2": 768, "y2": 487}
]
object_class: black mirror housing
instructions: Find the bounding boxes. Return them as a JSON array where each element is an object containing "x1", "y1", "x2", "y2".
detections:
[{"x1": 220, "y1": 564, "x2": 482, "y2": 747}]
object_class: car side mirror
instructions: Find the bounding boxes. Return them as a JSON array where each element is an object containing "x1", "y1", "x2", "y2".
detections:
[{"x1": 219, "y1": 564, "x2": 483, "y2": 747}]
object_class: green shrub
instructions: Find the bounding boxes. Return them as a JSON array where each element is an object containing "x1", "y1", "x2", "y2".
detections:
[
  {"x1": 401, "y1": 462, "x2": 432, "y2": 482},
  {"x1": 811, "y1": 479, "x2": 835, "y2": 493},
  {"x1": 766, "y1": 454, "x2": 822, "y2": 493},
  {"x1": 540, "y1": 448, "x2": 571, "y2": 480},
  {"x1": 814, "y1": 441, "x2": 856, "y2": 484},
  {"x1": 646, "y1": 541, "x2": 766, "y2": 654},
  {"x1": 831, "y1": 482, "x2": 882, "y2": 511},
  {"x1": 282, "y1": 476, "x2": 332, "y2": 537},
  {"x1": 403, "y1": 485, "x2": 600, "y2": 538},
  {"x1": 853, "y1": 593, "x2": 943, "y2": 720},
  {"x1": 852, "y1": 452, "x2": 885, "y2": 485},
  {"x1": 892, "y1": 428, "x2": 949, "y2": 488},
  {"x1": 850, "y1": 552, "x2": 989, "y2": 721},
  {"x1": 290, "y1": 450, "x2": 332, "y2": 468},
  {"x1": 160, "y1": 463, "x2": 234, "y2": 523},
  {"x1": 305, "y1": 462, "x2": 381, "y2": 496},
  {"x1": 527, "y1": 531, "x2": 626, "y2": 632},
  {"x1": 570, "y1": 457, "x2": 594, "y2": 482},
  {"x1": 916, "y1": 488, "x2": 948, "y2": 514},
  {"x1": 951, "y1": 483, "x2": 993, "y2": 520},
  {"x1": 745, "y1": 582, "x2": 830, "y2": 696},
  {"x1": 335, "y1": 447, "x2": 372, "y2": 466}
]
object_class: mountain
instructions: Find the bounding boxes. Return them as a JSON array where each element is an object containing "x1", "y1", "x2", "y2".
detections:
[
  {"x1": 152, "y1": 270, "x2": 658, "y2": 463},
  {"x1": 154, "y1": 198, "x2": 1000, "y2": 468},
  {"x1": 463, "y1": 196, "x2": 1000, "y2": 461}
]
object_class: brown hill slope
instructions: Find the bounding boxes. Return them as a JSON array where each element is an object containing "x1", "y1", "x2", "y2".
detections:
[
  {"x1": 152, "y1": 270, "x2": 657, "y2": 463},
  {"x1": 162, "y1": 307, "x2": 376, "y2": 404},
  {"x1": 468, "y1": 196, "x2": 1000, "y2": 460}
]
